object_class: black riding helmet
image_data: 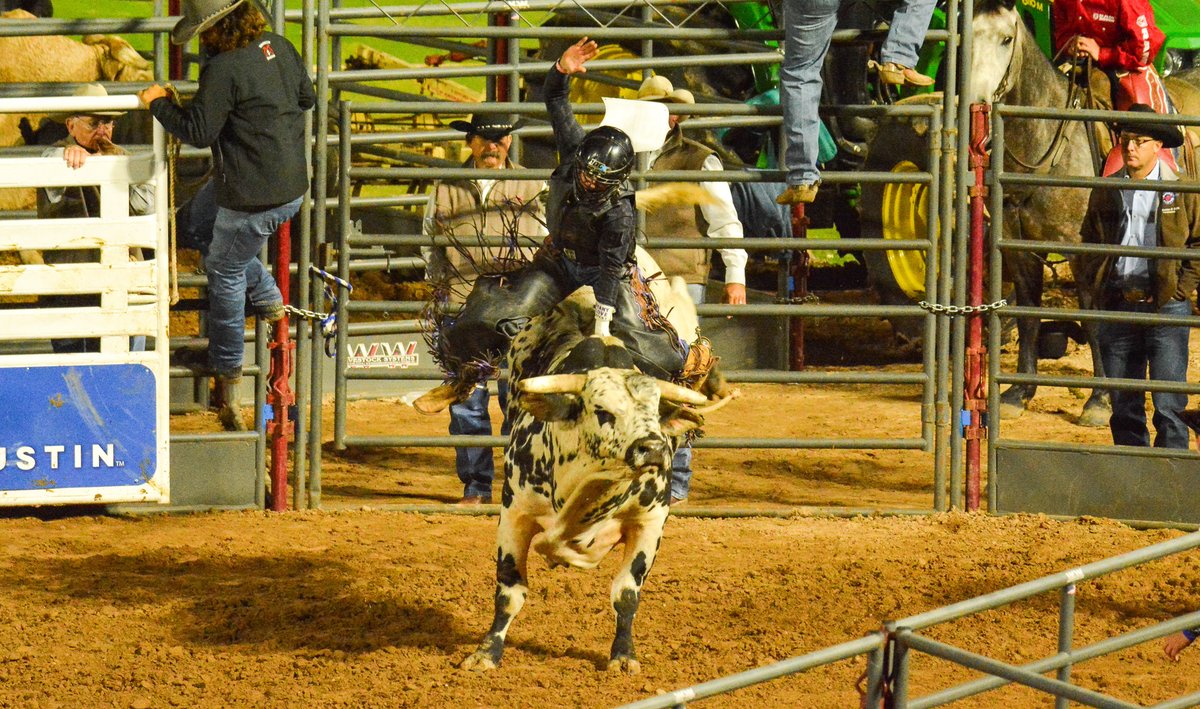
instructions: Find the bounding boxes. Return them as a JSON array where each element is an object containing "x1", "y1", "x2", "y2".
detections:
[{"x1": 572, "y1": 126, "x2": 634, "y2": 206}]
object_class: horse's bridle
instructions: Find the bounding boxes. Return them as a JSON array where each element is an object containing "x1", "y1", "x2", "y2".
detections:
[{"x1": 994, "y1": 22, "x2": 1081, "y2": 174}]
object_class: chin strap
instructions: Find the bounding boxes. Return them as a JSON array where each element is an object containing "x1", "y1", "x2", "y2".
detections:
[{"x1": 593, "y1": 302, "x2": 614, "y2": 337}]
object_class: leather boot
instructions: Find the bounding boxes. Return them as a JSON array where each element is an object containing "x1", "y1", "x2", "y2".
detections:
[{"x1": 215, "y1": 375, "x2": 247, "y2": 431}]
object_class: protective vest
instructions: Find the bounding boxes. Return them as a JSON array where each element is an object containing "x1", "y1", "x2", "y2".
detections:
[
  {"x1": 643, "y1": 128, "x2": 713, "y2": 285},
  {"x1": 431, "y1": 160, "x2": 545, "y2": 300}
]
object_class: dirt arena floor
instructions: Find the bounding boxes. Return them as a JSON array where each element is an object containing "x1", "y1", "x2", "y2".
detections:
[{"x1": 6, "y1": 306, "x2": 1200, "y2": 707}]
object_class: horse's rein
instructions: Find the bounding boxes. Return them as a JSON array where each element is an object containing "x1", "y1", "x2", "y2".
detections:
[{"x1": 1001, "y1": 32, "x2": 1083, "y2": 174}]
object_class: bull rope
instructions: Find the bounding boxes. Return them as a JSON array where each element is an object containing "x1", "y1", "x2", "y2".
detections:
[{"x1": 163, "y1": 85, "x2": 183, "y2": 307}]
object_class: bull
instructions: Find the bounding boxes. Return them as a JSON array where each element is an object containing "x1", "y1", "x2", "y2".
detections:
[{"x1": 460, "y1": 286, "x2": 729, "y2": 673}]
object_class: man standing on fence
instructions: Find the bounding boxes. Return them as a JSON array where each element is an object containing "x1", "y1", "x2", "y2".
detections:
[
  {"x1": 1081, "y1": 105, "x2": 1196, "y2": 449},
  {"x1": 636, "y1": 75, "x2": 747, "y2": 504},
  {"x1": 138, "y1": 0, "x2": 315, "y2": 431},
  {"x1": 37, "y1": 83, "x2": 154, "y2": 355},
  {"x1": 422, "y1": 114, "x2": 547, "y2": 505}
]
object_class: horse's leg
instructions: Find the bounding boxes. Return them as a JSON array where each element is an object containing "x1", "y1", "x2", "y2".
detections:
[
  {"x1": 999, "y1": 256, "x2": 1042, "y2": 418},
  {"x1": 1074, "y1": 274, "x2": 1112, "y2": 427}
]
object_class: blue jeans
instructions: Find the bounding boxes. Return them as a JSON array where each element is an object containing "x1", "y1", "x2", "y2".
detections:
[
  {"x1": 780, "y1": 0, "x2": 841, "y2": 187},
  {"x1": 670, "y1": 285, "x2": 707, "y2": 500},
  {"x1": 205, "y1": 197, "x2": 300, "y2": 374},
  {"x1": 1097, "y1": 297, "x2": 1191, "y2": 449},
  {"x1": 880, "y1": 0, "x2": 937, "y2": 68},
  {"x1": 450, "y1": 381, "x2": 510, "y2": 500}
]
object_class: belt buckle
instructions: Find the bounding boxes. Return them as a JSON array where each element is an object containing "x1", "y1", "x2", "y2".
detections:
[{"x1": 1122, "y1": 287, "x2": 1150, "y2": 304}]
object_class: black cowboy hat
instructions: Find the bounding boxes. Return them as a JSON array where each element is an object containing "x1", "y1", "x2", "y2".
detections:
[
  {"x1": 449, "y1": 114, "x2": 523, "y2": 142},
  {"x1": 1115, "y1": 103, "x2": 1184, "y2": 149}
]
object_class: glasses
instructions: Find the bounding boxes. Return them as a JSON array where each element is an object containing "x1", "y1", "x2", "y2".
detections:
[
  {"x1": 1117, "y1": 133, "x2": 1158, "y2": 148},
  {"x1": 77, "y1": 117, "x2": 116, "y2": 131}
]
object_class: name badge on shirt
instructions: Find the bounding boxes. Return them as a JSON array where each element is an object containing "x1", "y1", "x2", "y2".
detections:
[{"x1": 1162, "y1": 191, "x2": 1178, "y2": 214}]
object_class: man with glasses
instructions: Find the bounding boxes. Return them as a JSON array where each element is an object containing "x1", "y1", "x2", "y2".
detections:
[
  {"x1": 37, "y1": 83, "x2": 153, "y2": 354},
  {"x1": 421, "y1": 114, "x2": 547, "y2": 505},
  {"x1": 1080, "y1": 104, "x2": 1196, "y2": 449}
]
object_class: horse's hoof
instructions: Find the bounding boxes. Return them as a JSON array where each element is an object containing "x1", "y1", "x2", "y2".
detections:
[
  {"x1": 460, "y1": 652, "x2": 497, "y2": 672},
  {"x1": 1076, "y1": 406, "x2": 1111, "y2": 428},
  {"x1": 607, "y1": 656, "x2": 641, "y2": 674},
  {"x1": 998, "y1": 402, "x2": 1026, "y2": 420}
]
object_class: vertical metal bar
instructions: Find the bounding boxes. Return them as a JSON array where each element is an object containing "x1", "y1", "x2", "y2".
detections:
[
  {"x1": 168, "y1": 0, "x2": 182, "y2": 81},
  {"x1": 865, "y1": 644, "x2": 887, "y2": 708},
  {"x1": 294, "y1": 0, "x2": 315, "y2": 509},
  {"x1": 892, "y1": 629, "x2": 911, "y2": 708},
  {"x1": 949, "y1": 0, "x2": 971, "y2": 508},
  {"x1": 254, "y1": 258, "x2": 268, "y2": 506},
  {"x1": 268, "y1": 220, "x2": 293, "y2": 512},
  {"x1": 153, "y1": 0, "x2": 166, "y2": 82},
  {"x1": 926, "y1": 108, "x2": 944, "y2": 508},
  {"x1": 271, "y1": 0, "x2": 283, "y2": 31},
  {"x1": 788, "y1": 205, "x2": 808, "y2": 370},
  {"x1": 1055, "y1": 583, "x2": 1078, "y2": 709},
  {"x1": 987, "y1": 106, "x2": 1005, "y2": 512},
  {"x1": 309, "y1": 0, "x2": 331, "y2": 509},
  {"x1": 964, "y1": 103, "x2": 989, "y2": 511},
  {"x1": 334, "y1": 101, "x2": 352, "y2": 449},
  {"x1": 507, "y1": 10, "x2": 522, "y2": 163}
]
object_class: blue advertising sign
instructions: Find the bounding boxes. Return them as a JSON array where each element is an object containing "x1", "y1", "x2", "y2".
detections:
[{"x1": 0, "y1": 364, "x2": 158, "y2": 491}]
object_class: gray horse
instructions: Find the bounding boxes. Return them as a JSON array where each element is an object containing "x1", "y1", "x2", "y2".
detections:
[{"x1": 969, "y1": 0, "x2": 1200, "y2": 424}]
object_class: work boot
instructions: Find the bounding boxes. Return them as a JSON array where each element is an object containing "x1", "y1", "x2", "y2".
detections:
[
  {"x1": 255, "y1": 301, "x2": 286, "y2": 323},
  {"x1": 869, "y1": 60, "x2": 935, "y2": 87},
  {"x1": 776, "y1": 182, "x2": 820, "y2": 205},
  {"x1": 413, "y1": 382, "x2": 465, "y2": 415},
  {"x1": 215, "y1": 374, "x2": 247, "y2": 431}
]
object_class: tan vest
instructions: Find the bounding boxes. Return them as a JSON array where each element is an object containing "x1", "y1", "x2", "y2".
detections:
[
  {"x1": 431, "y1": 160, "x2": 545, "y2": 300},
  {"x1": 643, "y1": 128, "x2": 712, "y2": 285}
]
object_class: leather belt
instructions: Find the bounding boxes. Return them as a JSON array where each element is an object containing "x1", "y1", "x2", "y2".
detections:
[{"x1": 1109, "y1": 285, "x2": 1155, "y2": 304}]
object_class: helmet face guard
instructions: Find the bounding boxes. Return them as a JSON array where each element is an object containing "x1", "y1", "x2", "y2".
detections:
[{"x1": 572, "y1": 126, "x2": 634, "y2": 206}]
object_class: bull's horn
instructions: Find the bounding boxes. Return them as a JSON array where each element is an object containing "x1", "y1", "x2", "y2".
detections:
[
  {"x1": 656, "y1": 380, "x2": 708, "y2": 406},
  {"x1": 687, "y1": 390, "x2": 737, "y2": 415},
  {"x1": 519, "y1": 373, "x2": 587, "y2": 395}
]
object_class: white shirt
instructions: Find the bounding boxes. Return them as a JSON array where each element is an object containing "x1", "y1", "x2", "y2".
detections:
[
  {"x1": 41, "y1": 144, "x2": 155, "y2": 216},
  {"x1": 1115, "y1": 161, "x2": 1160, "y2": 284},
  {"x1": 642, "y1": 147, "x2": 748, "y2": 286}
]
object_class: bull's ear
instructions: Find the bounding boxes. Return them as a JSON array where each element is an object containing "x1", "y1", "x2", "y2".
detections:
[{"x1": 519, "y1": 392, "x2": 582, "y2": 422}]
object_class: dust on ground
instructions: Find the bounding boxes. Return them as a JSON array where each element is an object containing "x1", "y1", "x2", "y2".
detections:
[{"x1": 6, "y1": 294, "x2": 1200, "y2": 707}]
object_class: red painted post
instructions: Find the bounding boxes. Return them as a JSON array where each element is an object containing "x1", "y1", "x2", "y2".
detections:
[
  {"x1": 965, "y1": 104, "x2": 991, "y2": 511},
  {"x1": 788, "y1": 204, "x2": 809, "y2": 371},
  {"x1": 492, "y1": 11, "x2": 510, "y2": 102},
  {"x1": 168, "y1": 0, "x2": 183, "y2": 81},
  {"x1": 267, "y1": 220, "x2": 295, "y2": 511}
]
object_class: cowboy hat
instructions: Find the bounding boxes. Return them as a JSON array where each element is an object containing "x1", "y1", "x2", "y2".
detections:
[
  {"x1": 53, "y1": 83, "x2": 126, "y2": 121},
  {"x1": 636, "y1": 75, "x2": 695, "y2": 104},
  {"x1": 171, "y1": 0, "x2": 246, "y2": 45},
  {"x1": 1115, "y1": 103, "x2": 1185, "y2": 149},
  {"x1": 449, "y1": 114, "x2": 523, "y2": 141}
]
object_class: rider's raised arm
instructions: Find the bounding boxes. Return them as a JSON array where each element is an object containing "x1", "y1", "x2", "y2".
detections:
[{"x1": 543, "y1": 37, "x2": 599, "y2": 164}]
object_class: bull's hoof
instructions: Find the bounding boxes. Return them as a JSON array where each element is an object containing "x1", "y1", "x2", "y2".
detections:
[
  {"x1": 459, "y1": 651, "x2": 498, "y2": 672},
  {"x1": 1077, "y1": 403, "x2": 1111, "y2": 428},
  {"x1": 607, "y1": 655, "x2": 641, "y2": 674},
  {"x1": 998, "y1": 402, "x2": 1026, "y2": 420}
]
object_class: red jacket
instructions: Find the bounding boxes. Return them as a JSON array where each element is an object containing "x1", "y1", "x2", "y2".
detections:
[{"x1": 1052, "y1": 0, "x2": 1164, "y2": 71}]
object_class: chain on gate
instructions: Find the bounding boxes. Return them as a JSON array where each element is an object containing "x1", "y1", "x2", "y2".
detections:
[
  {"x1": 283, "y1": 265, "x2": 353, "y2": 356},
  {"x1": 917, "y1": 298, "x2": 1007, "y2": 317}
]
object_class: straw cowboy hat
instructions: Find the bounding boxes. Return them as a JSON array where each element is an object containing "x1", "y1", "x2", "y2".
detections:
[
  {"x1": 449, "y1": 114, "x2": 524, "y2": 141},
  {"x1": 1115, "y1": 103, "x2": 1185, "y2": 149},
  {"x1": 636, "y1": 75, "x2": 695, "y2": 105},
  {"x1": 171, "y1": 0, "x2": 246, "y2": 45},
  {"x1": 53, "y1": 83, "x2": 126, "y2": 121}
]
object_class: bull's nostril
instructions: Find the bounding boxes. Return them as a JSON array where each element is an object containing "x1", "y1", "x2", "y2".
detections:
[{"x1": 625, "y1": 435, "x2": 667, "y2": 469}]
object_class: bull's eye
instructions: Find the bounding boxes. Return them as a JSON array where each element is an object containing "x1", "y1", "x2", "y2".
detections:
[{"x1": 595, "y1": 407, "x2": 616, "y2": 427}]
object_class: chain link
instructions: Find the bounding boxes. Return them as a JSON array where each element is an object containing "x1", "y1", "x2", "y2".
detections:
[
  {"x1": 283, "y1": 304, "x2": 331, "y2": 321},
  {"x1": 918, "y1": 298, "x2": 1008, "y2": 316}
]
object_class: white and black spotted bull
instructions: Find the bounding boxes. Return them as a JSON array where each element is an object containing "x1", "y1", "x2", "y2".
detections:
[{"x1": 460, "y1": 287, "x2": 728, "y2": 673}]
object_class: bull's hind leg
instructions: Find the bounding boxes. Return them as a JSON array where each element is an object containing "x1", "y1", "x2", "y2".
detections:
[
  {"x1": 461, "y1": 507, "x2": 539, "y2": 671},
  {"x1": 607, "y1": 515, "x2": 668, "y2": 674}
]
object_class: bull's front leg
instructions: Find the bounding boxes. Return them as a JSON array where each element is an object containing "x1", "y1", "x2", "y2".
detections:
[
  {"x1": 461, "y1": 507, "x2": 539, "y2": 671},
  {"x1": 607, "y1": 515, "x2": 668, "y2": 674}
]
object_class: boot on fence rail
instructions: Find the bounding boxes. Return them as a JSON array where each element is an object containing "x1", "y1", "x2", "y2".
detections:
[{"x1": 215, "y1": 374, "x2": 247, "y2": 432}]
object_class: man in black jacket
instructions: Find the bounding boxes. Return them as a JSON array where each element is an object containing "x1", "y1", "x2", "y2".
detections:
[{"x1": 138, "y1": 0, "x2": 314, "y2": 430}]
